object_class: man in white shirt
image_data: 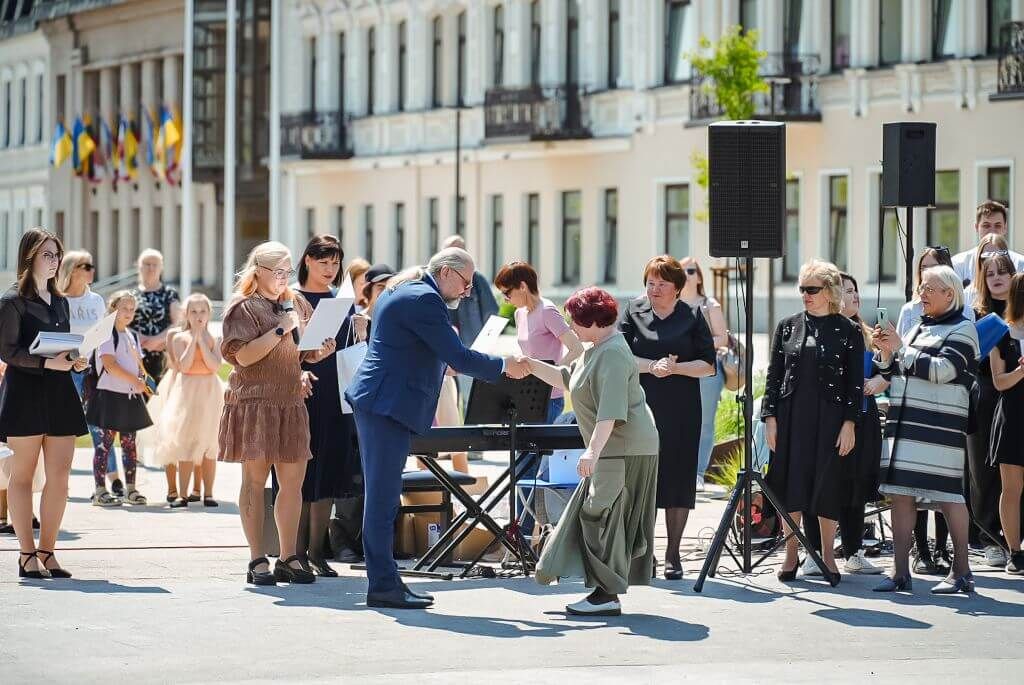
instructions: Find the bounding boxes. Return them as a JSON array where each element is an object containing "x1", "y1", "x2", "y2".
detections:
[{"x1": 951, "y1": 200, "x2": 1023, "y2": 286}]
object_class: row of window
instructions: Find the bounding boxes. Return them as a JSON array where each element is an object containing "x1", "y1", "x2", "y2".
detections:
[
  {"x1": 0, "y1": 73, "x2": 44, "y2": 149},
  {"x1": 0, "y1": 206, "x2": 47, "y2": 269},
  {"x1": 306, "y1": 0, "x2": 1016, "y2": 117}
]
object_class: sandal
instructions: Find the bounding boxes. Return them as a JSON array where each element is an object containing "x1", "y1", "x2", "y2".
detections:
[
  {"x1": 247, "y1": 557, "x2": 276, "y2": 586},
  {"x1": 188, "y1": 492, "x2": 201, "y2": 503},
  {"x1": 36, "y1": 550, "x2": 72, "y2": 579},
  {"x1": 92, "y1": 490, "x2": 122, "y2": 507},
  {"x1": 166, "y1": 491, "x2": 178, "y2": 504},
  {"x1": 307, "y1": 556, "x2": 338, "y2": 577},
  {"x1": 0, "y1": 522, "x2": 14, "y2": 535},
  {"x1": 203, "y1": 497, "x2": 219, "y2": 508},
  {"x1": 18, "y1": 551, "x2": 44, "y2": 579},
  {"x1": 169, "y1": 497, "x2": 188, "y2": 508},
  {"x1": 125, "y1": 489, "x2": 148, "y2": 506}
]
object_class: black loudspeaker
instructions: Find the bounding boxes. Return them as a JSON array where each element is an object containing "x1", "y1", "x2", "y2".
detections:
[
  {"x1": 881, "y1": 122, "x2": 936, "y2": 208},
  {"x1": 708, "y1": 120, "x2": 785, "y2": 258}
]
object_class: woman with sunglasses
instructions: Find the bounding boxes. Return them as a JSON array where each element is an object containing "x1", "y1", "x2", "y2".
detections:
[
  {"x1": 218, "y1": 241, "x2": 336, "y2": 586},
  {"x1": 763, "y1": 260, "x2": 864, "y2": 586},
  {"x1": 678, "y1": 257, "x2": 729, "y2": 490}
]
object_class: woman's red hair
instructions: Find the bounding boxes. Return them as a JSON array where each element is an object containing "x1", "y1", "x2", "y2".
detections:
[{"x1": 565, "y1": 287, "x2": 618, "y2": 328}]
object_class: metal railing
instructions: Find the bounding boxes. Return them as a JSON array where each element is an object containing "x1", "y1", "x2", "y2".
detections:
[
  {"x1": 483, "y1": 85, "x2": 591, "y2": 141},
  {"x1": 994, "y1": 21, "x2": 1024, "y2": 99},
  {"x1": 280, "y1": 110, "x2": 352, "y2": 159},
  {"x1": 690, "y1": 53, "x2": 822, "y2": 123}
]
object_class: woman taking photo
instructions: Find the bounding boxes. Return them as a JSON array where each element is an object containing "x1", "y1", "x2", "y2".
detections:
[
  {"x1": 989, "y1": 272, "x2": 1024, "y2": 575},
  {"x1": 218, "y1": 241, "x2": 335, "y2": 586},
  {"x1": 873, "y1": 265, "x2": 978, "y2": 594},
  {"x1": 763, "y1": 260, "x2": 863, "y2": 587},
  {"x1": 131, "y1": 249, "x2": 182, "y2": 503},
  {"x1": 621, "y1": 255, "x2": 716, "y2": 580},
  {"x1": 0, "y1": 228, "x2": 89, "y2": 578},
  {"x1": 148, "y1": 294, "x2": 224, "y2": 507},
  {"x1": 678, "y1": 257, "x2": 729, "y2": 488},
  {"x1": 295, "y1": 235, "x2": 361, "y2": 576},
  {"x1": 968, "y1": 251, "x2": 1015, "y2": 569},
  {"x1": 87, "y1": 291, "x2": 153, "y2": 507},
  {"x1": 527, "y1": 287, "x2": 660, "y2": 616}
]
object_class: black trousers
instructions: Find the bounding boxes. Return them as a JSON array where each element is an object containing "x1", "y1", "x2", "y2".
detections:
[
  {"x1": 802, "y1": 506, "x2": 865, "y2": 559},
  {"x1": 965, "y1": 379, "x2": 1004, "y2": 547}
]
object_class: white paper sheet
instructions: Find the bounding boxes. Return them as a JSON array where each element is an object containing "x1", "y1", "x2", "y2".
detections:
[
  {"x1": 78, "y1": 311, "x2": 117, "y2": 359},
  {"x1": 298, "y1": 296, "x2": 354, "y2": 350},
  {"x1": 470, "y1": 315, "x2": 509, "y2": 353},
  {"x1": 336, "y1": 273, "x2": 355, "y2": 300}
]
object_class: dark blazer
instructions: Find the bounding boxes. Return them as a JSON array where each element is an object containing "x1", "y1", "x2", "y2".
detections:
[
  {"x1": 761, "y1": 311, "x2": 864, "y2": 424},
  {"x1": 345, "y1": 273, "x2": 504, "y2": 434},
  {"x1": 449, "y1": 271, "x2": 499, "y2": 347}
]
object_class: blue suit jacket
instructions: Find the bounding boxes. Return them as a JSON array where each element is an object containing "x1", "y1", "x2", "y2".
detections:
[{"x1": 345, "y1": 275, "x2": 504, "y2": 434}]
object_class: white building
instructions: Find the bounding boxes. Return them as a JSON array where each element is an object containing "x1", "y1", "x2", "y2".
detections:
[
  {"x1": 0, "y1": 2, "x2": 49, "y2": 284},
  {"x1": 274, "y1": 0, "x2": 1024, "y2": 327}
]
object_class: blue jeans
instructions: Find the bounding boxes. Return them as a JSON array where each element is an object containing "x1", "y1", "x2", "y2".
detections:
[
  {"x1": 72, "y1": 370, "x2": 119, "y2": 475},
  {"x1": 697, "y1": 360, "x2": 724, "y2": 480},
  {"x1": 515, "y1": 397, "x2": 565, "y2": 540}
]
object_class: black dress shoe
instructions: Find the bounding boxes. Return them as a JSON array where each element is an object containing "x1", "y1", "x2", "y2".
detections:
[
  {"x1": 274, "y1": 555, "x2": 316, "y2": 584},
  {"x1": 307, "y1": 556, "x2": 339, "y2": 577},
  {"x1": 246, "y1": 557, "x2": 276, "y2": 586},
  {"x1": 367, "y1": 588, "x2": 433, "y2": 609},
  {"x1": 336, "y1": 547, "x2": 364, "y2": 564},
  {"x1": 401, "y1": 581, "x2": 434, "y2": 601}
]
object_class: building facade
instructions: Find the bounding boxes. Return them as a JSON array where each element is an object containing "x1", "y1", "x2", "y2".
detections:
[{"x1": 275, "y1": 0, "x2": 1024, "y2": 328}]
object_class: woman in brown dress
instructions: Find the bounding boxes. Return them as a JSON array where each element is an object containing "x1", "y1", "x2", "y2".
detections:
[{"x1": 218, "y1": 241, "x2": 335, "y2": 586}]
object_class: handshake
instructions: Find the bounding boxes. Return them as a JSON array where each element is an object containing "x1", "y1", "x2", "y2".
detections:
[{"x1": 502, "y1": 355, "x2": 533, "y2": 380}]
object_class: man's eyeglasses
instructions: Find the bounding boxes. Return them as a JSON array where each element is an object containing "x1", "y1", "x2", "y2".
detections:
[
  {"x1": 798, "y1": 285, "x2": 824, "y2": 295},
  {"x1": 259, "y1": 264, "x2": 296, "y2": 280},
  {"x1": 450, "y1": 267, "x2": 473, "y2": 292}
]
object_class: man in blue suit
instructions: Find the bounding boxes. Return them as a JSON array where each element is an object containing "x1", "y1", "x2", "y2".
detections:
[{"x1": 346, "y1": 248, "x2": 529, "y2": 609}]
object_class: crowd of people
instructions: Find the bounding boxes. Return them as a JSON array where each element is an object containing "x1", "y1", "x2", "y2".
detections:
[{"x1": 0, "y1": 198, "x2": 1021, "y2": 611}]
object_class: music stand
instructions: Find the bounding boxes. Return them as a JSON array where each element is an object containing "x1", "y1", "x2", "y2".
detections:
[{"x1": 463, "y1": 374, "x2": 551, "y2": 575}]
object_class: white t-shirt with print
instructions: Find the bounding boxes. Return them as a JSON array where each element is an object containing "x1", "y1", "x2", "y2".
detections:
[{"x1": 66, "y1": 289, "x2": 106, "y2": 335}]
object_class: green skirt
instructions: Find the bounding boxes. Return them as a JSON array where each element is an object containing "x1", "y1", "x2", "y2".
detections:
[{"x1": 535, "y1": 454, "x2": 658, "y2": 595}]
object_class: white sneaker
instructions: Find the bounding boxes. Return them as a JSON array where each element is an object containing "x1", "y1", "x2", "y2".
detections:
[
  {"x1": 984, "y1": 545, "x2": 1008, "y2": 568},
  {"x1": 566, "y1": 596, "x2": 621, "y2": 616},
  {"x1": 695, "y1": 477, "x2": 706, "y2": 493},
  {"x1": 800, "y1": 556, "x2": 823, "y2": 577},
  {"x1": 844, "y1": 550, "x2": 884, "y2": 575}
]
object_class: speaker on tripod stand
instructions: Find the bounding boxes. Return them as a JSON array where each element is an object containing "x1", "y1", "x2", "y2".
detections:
[{"x1": 694, "y1": 121, "x2": 839, "y2": 591}]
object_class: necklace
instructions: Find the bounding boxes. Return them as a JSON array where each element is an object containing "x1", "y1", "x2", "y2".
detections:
[{"x1": 805, "y1": 313, "x2": 822, "y2": 348}]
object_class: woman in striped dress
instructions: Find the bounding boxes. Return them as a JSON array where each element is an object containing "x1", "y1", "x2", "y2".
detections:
[{"x1": 873, "y1": 265, "x2": 978, "y2": 594}]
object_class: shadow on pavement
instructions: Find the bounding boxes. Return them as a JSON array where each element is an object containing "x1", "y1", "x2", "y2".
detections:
[{"x1": 22, "y1": 578, "x2": 170, "y2": 594}]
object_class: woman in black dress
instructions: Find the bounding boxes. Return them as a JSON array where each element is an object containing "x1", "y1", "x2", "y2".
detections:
[
  {"x1": 620, "y1": 255, "x2": 715, "y2": 580},
  {"x1": 0, "y1": 228, "x2": 89, "y2": 578},
  {"x1": 988, "y1": 272, "x2": 1024, "y2": 575},
  {"x1": 763, "y1": 260, "x2": 863, "y2": 586},
  {"x1": 295, "y1": 235, "x2": 362, "y2": 575},
  {"x1": 131, "y1": 249, "x2": 181, "y2": 503}
]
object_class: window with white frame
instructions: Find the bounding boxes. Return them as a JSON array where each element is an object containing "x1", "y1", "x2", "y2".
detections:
[
  {"x1": 877, "y1": 177, "x2": 899, "y2": 282},
  {"x1": 933, "y1": 0, "x2": 955, "y2": 60},
  {"x1": 561, "y1": 191, "x2": 581, "y2": 284},
  {"x1": 988, "y1": 167, "x2": 1010, "y2": 208},
  {"x1": 17, "y1": 77, "x2": 25, "y2": 146},
  {"x1": 782, "y1": 178, "x2": 800, "y2": 281},
  {"x1": 828, "y1": 175, "x2": 848, "y2": 271},
  {"x1": 988, "y1": 0, "x2": 1013, "y2": 56},
  {"x1": 394, "y1": 203, "x2": 405, "y2": 268},
  {"x1": 927, "y1": 171, "x2": 959, "y2": 249},
  {"x1": 665, "y1": 184, "x2": 689, "y2": 257},
  {"x1": 831, "y1": 0, "x2": 852, "y2": 70},
  {"x1": 491, "y1": 195, "x2": 503, "y2": 277},
  {"x1": 879, "y1": 0, "x2": 902, "y2": 66},
  {"x1": 664, "y1": 0, "x2": 692, "y2": 85},
  {"x1": 740, "y1": 0, "x2": 758, "y2": 34},
  {"x1": 603, "y1": 189, "x2": 618, "y2": 283},
  {"x1": 2, "y1": 81, "x2": 10, "y2": 147},
  {"x1": 35, "y1": 73, "x2": 43, "y2": 143}
]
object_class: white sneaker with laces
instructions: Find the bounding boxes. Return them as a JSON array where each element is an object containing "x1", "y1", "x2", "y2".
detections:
[
  {"x1": 566, "y1": 596, "x2": 621, "y2": 616},
  {"x1": 844, "y1": 549, "x2": 884, "y2": 575},
  {"x1": 800, "y1": 555, "x2": 823, "y2": 577},
  {"x1": 984, "y1": 545, "x2": 1008, "y2": 568}
]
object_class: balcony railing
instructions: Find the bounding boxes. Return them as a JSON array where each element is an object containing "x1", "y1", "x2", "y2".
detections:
[
  {"x1": 280, "y1": 111, "x2": 352, "y2": 159},
  {"x1": 483, "y1": 85, "x2": 591, "y2": 141},
  {"x1": 689, "y1": 53, "x2": 822, "y2": 124},
  {"x1": 992, "y1": 21, "x2": 1024, "y2": 100}
]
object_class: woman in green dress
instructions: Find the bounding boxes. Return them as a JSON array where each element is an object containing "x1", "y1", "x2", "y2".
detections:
[{"x1": 525, "y1": 287, "x2": 660, "y2": 616}]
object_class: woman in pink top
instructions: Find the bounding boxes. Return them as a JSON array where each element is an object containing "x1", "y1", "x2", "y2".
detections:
[{"x1": 495, "y1": 261, "x2": 584, "y2": 422}]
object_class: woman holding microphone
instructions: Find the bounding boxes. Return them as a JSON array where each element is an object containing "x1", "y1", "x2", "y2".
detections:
[
  {"x1": 0, "y1": 228, "x2": 88, "y2": 578},
  {"x1": 218, "y1": 242, "x2": 335, "y2": 586}
]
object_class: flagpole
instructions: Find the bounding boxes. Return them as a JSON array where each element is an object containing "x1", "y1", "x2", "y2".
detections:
[
  {"x1": 180, "y1": 0, "x2": 195, "y2": 299},
  {"x1": 223, "y1": 0, "x2": 237, "y2": 303},
  {"x1": 269, "y1": 0, "x2": 281, "y2": 243}
]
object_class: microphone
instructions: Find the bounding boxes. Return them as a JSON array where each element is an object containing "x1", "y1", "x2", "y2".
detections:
[{"x1": 281, "y1": 299, "x2": 300, "y2": 344}]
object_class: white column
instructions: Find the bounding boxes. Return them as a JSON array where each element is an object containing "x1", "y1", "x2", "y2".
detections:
[
  {"x1": 97, "y1": 68, "x2": 116, "y2": 278},
  {"x1": 378, "y1": 19, "x2": 395, "y2": 113},
  {"x1": 901, "y1": 0, "x2": 915, "y2": 63},
  {"x1": 962, "y1": 0, "x2": 985, "y2": 57},
  {"x1": 466, "y1": 2, "x2": 485, "y2": 104},
  {"x1": 224, "y1": 0, "x2": 238, "y2": 301},
  {"x1": 269, "y1": 0, "x2": 282, "y2": 243},
  {"x1": 181, "y1": 0, "x2": 195, "y2": 298},
  {"x1": 761, "y1": 0, "x2": 783, "y2": 54},
  {"x1": 348, "y1": 25, "x2": 367, "y2": 115},
  {"x1": 850, "y1": 0, "x2": 876, "y2": 67},
  {"x1": 408, "y1": 9, "x2": 430, "y2": 109},
  {"x1": 618, "y1": 0, "x2": 638, "y2": 88},
  {"x1": 321, "y1": 27, "x2": 340, "y2": 111},
  {"x1": 442, "y1": 12, "x2": 458, "y2": 105},
  {"x1": 908, "y1": 0, "x2": 932, "y2": 63},
  {"x1": 118, "y1": 64, "x2": 136, "y2": 274},
  {"x1": 202, "y1": 192, "x2": 217, "y2": 284},
  {"x1": 507, "y1": 0, "x2": 530, "y2": 88},
  {"x1": 479, "y1": 3, "x2": 496, "y2": 90},
  {"x1": 69, "y1": 50, "x2": 85, "y2": 249},
  {"x1": 161, "y1": 194, "x2": 178, "y2": 281},
  {"x1": 584, "y1": 0, "x2": 608, "y2": 91},
  {"x1": 139, "y1": 59, "x2": 157, "y2": 252}
]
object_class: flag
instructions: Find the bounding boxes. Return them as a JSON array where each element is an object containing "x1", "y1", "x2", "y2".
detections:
[
  {"x1": 116, "y1": 114, "x2": 139, "y2": 182},
  {"x1": 92, "y1": 116, "x2": 115, "y2": 185},
  {"x1": 158, "y1": 105, "x2": 182, "y2": 185},
  {"x1": 142, "y1": 107, "x2": 163, "y2": 182},
  {"x1": 71, "y1": 116, "x2": 95, "y2": 176},
  {"x1": 50, "y1": 122, "x2": 73, "y2": 168}
]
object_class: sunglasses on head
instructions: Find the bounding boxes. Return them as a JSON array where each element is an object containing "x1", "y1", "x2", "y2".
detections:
[
  {"x1": 926, "y1": 246, "x2": 951, "y2": 258},
  {"x1": 799, "y1": 285, "x2": 824, "y2": 295}
]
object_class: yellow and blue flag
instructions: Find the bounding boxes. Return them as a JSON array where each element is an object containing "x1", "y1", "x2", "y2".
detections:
[
  {"x1": 142, "y1": 107, "x2": 162, "y2": 182},
  {"x1": 157, "y1": 105, "x2": 182, "y2": 185},
  {"x1": 50, "y1": 122, "x2": 73, "y2": 168},
  {"x1": 116, "y1": 115, "x2": 139, "y2": 182},
  {"x1": 71, "y1": 116, "x2": 95, "y2": 176}
]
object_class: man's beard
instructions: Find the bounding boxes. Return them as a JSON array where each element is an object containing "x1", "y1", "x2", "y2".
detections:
[{"x1": 445, "y1": 297, "x2": 461, "y2": 310}]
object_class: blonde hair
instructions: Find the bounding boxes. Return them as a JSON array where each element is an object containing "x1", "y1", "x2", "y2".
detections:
[
  {"x1": 58, "y1": 250, "x2": 93, "y2": 292},
  {"x1": 106, "y1": 289, "x2": 138, "y2": 313},
  {"x1": 234, "y1": 241, "x2": 296, "y2": 301},
  {"x1": 180, "y1": 293, "x2": 213, "y2": 334},
  {"x1": 798, "y1": 259, "x2": 844, "y2": 314},
  {"x1": 345, "y1": 257, "x2": 370, "y2": 283},
  {"x1": 922, "y1": 265, "x2": 965, "y2": 312}
]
